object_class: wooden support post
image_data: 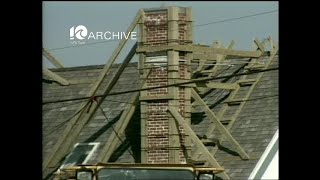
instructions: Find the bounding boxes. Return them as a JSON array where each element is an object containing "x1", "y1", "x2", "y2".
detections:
[
  {"x1": 138, "y1": 9, "x2": 148, "y2": 163},
  {"x1": 168, "y1": 6, "x2": 180, "y2": 163},
  {"x1": 138, "y1": 10, "x2": 146, "y2": 75},
  {"x1": 43, "y1": 68, "x2": 69, "y2": 86},
  {"x1": 140, "y1": 57, "x2": 148, "y2": 163},
  {"x1": 191, "y1": 89, "x2": 250, "y2": 160},
  {"x1": 168, "y1": 107, "x2": 230, "y2": 179},
  {"x1": 184, "y1": 7, "x2": 193, "y2": 162},
  {"x1": 42, "y1": 48, "x2": 64, "y2": 68},
  {"x1": 186, "y1": 7, "x2": 193, "y2": 45}
]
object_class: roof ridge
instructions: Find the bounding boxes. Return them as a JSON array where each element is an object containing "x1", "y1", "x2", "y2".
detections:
[{"x1": 50, "y1": 62, "x2": 138, "y2": 72}]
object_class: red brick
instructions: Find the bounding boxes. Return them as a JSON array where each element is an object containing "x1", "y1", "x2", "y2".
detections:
[{"x1": 142, "y1": 9, "x2": 191, "y2": 164}]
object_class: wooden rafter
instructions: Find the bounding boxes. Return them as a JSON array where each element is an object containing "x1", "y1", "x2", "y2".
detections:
[
  {"x1": 209, "y1": 40, "x2": 235, "y2": 77},
  {"x1": 244, "y1": 39, "x2": 268, "y2": 70},
  {"x1": 43, "y1": 48, "x2": 64, "y2": 68},
  {"x1": 97, "y1": 69, "x2": 151, "y2": 163},
  {"x1": 43, "y1": 68, "x2": 69, "y2": 86},
  {"x1": 192, "y1": 59, "x2": 207, "y2": 74},
  {"x1": 191, "y1": 89, "x2": 250, "y2": 160},
  {"x1": 193, "y1": 40, "x2": 235, "y2": 95},
  {"x1": 168, "y1": 106, "x2": 230, "y2": 179},
  {"x1": 254, "y1": 38, "x2": 264, "y2": 52}
]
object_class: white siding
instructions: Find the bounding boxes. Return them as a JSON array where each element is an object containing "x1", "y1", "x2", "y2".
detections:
[{"x1": 249, "y1": 130, "x2": 278, "y2": 180}]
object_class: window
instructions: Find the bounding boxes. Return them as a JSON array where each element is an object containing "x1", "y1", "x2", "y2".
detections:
[{"x1": 60, "y1": 142, "x2": 99, "y2": 169}]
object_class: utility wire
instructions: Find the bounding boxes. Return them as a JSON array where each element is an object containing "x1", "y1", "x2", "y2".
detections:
[
  {"x1": 43, "y1": 67, "x2": 278, "y2": 105},
  {"x1": 44, "y1": 102, "x2": 89, "y2": 137},
  {"x1": 44, "y1": 65, "x2": 234, "y2": 108},
  {"x1": 46, "y1": 9, "x2": 278, "y2": 51},
  {"x1": 44, "y1": 93, "x2": 278, "y2": 138},
  {"x1": 195, "y1": 9, "x2": 278, "y2": 27},
  {"x1": 44, "y1": 64, "x2": 277, "y2": 138},
  {"x1": 43, "y1": 99, "x2": 87, "y2": 112},
  {"x1": 97, "y1": 105, "x2": 135, "y2": 159}
]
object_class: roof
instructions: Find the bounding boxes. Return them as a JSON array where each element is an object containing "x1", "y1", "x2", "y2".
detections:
[{"x1": 43, "y1": 55, "x2": 278, "y2": 179}]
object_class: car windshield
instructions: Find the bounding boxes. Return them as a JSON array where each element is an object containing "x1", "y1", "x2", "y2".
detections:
[{"x1": 97, "y1": 168, "x2": 195, "y2": 180}]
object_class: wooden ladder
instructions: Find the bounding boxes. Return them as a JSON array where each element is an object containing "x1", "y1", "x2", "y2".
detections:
[{"x1": 191, "y1": 38, "x2": 278, "y2": 166}]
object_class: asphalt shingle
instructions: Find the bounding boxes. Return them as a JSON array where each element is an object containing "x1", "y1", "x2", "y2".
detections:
[{"x1": 43, "y1": 55, "x2": 278, "y2": 179}]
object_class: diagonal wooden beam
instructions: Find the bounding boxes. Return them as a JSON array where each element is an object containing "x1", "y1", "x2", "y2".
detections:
[
  {"x1": 191, "y1": 89, "x2": 250, "y2": 160},
  {"x1": 97, "y1": 69, "x2": 151, "y2": 163},
  {"x1": 245, "y1": 38, "x2": 268, "y2": 70},
  {"x1": 168, "y1": 106, "x2": 229, "y2": 179},
  {"x1": 99, "y1": 92, "x2": 139, "y2": 162},
  {"x1": 43, "y1": 48, "x2": 64, "y2": 68},
  {"x1": 43, "y1": 68, "x2": 69, "y2": 86},
  {"x1": 254, "y1": 38, "x2": 264, "y2": 52},
  {"x1": 42, "y1": 9, "x2": 142, "y2": 170}
]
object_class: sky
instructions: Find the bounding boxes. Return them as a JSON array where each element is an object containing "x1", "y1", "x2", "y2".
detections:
[{"x1": 43, "y1": 1, "x2": 278, "y2": 68}]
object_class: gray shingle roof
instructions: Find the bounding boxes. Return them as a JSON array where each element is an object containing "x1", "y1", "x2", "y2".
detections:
[{"x1": 43, "y1": 55, "x2": 278, "y2": 179}]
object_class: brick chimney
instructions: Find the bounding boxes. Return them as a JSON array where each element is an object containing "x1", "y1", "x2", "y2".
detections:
[{"x1": 138, "y1": 6, "x2": 193, "y2": 164}]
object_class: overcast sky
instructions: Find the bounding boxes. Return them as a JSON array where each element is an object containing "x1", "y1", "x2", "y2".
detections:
[{"x1": 43, "y1": 1, "x2": 278, "y2": 68}]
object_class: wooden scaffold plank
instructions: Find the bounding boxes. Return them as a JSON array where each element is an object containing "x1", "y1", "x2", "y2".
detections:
[{"x1": 137, "y1": 44, "x2": 262, "y2": 58}]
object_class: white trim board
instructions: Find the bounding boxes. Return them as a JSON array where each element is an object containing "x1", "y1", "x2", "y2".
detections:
[{"x1": 249, "y1": 130, "x2": 278, "y2": 180}]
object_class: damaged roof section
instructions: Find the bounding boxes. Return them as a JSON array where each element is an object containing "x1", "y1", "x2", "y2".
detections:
[{"x1": 43, "y1": 53, "x2": 278, "y2": 179}]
